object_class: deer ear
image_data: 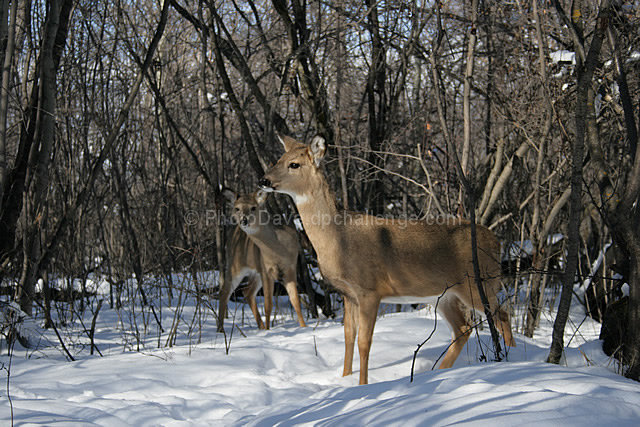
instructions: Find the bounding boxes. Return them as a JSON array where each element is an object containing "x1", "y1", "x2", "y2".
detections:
[
  {"x1": 222, "y1": 189, "x2": 237, "y2": 204},
  {"x1": 309, "y1": 135, "x2": 326, "y2": 166},
  {"x1": 255, "y1": 189, "x2": 268, "y2": 205},
  {"x1": 276, "y1": 132, "x2": 302, "y2": 152}
]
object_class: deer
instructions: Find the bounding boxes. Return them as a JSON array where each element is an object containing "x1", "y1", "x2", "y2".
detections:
[
  {"x1": 259, "y1": 133, "x2": 515, "y2": 385},
  {"x1": 217, "y1": 225, "x2": 269, "y2": 332},
  {"x1": 217, "y1": 190, "x2": 307, "y2": 333}
]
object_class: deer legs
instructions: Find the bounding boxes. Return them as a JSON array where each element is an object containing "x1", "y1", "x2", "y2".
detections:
[
  {"x1": 219, "y1": 269, "x2": 308, "y2": 332},
  {"x1": 438, "y1": 294, "x2": 474, "y2": 369},
  {"x1": 217, "y1": 273, "x2": 232, "y2": 333},
  {"x1": 283, "y1": 269, "x2": 307, "y2": 327},
  {"x1": 496, "y1": 308, "x2": 516, "y2": 347},
  {"x1": 356, "y1": 296, "x2": 381, "y2": 384},
  {"x1": 342, "y1": 295, "x2": 381, "y2": 385},
  {"x1": 438, "y1": 289, "x2": 516, "y2": 369},
  {"x1": 256, "y1": 266, "x2": 309, "y2": 330},
  {"x1": 342, "y1": 298, "x2": 358, "y2": 377},
  {"x1": 261, "y1": 269, "x2": 273, "y2": 330},
  {"x1": 243, "y1": 275, "x2": 266, "y2": 330}
]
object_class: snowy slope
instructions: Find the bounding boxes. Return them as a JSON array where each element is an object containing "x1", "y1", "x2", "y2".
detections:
[{"x1": 1, "y1": 293, "x2": 639, "y2": 426}]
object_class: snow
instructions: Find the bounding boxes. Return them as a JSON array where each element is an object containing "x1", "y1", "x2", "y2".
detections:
[
  {"x1": 622, "y1": 282, "x2": 630, "y2": 297},
  {"x1": 550, "y1": 50, "x2": 576, "y2": 65},
  {"x1": 577, "y1": 241, "x2": 612, "y2": 294},
  {"x1": 503, "y1": 234, "x2": 563, "y2": 261},
  {"x1": 1, "y1": 278, "x2": 639, "y2": 426},
  {"x1": 628, "y1": 51, "x2": 640, "y2": 63}
]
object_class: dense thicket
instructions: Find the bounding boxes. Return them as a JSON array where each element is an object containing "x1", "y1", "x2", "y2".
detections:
[{"x1": 0, "y1": 0, "x2": 638, "y2": 378}]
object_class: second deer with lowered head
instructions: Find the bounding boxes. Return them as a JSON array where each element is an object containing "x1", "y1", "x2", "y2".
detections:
[{"x1": 260, "y1": 133, "x2": 515, "y2": 385}]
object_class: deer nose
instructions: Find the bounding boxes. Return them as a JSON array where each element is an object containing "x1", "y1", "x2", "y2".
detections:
[{"x1": 259, "y1": 178, "x2": 272, "y2": 189}]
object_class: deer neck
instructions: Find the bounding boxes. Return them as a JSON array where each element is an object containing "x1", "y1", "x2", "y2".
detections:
[
  {"x1": 246, "y1": 221, "x2": 287, "y2": 258},
  {"x1": 294, "y1": 178, "x2": 341, "y2": 256}
]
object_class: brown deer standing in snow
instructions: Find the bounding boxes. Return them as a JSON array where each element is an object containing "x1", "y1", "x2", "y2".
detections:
[
  {"x1": 260, "y1": 134, "x2": 515, "y2": 384},
  {"x1": 217, "y1": 190, "x2": 307, "y2": 333}
]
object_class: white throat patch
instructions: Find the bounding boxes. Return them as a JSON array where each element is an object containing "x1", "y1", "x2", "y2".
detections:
[
  {"x1": 294, "y1": 193, "x2": 310, "y2": 205},
  {"x1": 261, "y1": 185, "x2": 309, "y2": 206},
  {"x1": 240, "y1": 225, "x2": 258, "y2": 235}
]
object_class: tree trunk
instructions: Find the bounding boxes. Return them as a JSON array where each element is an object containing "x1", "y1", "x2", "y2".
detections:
[
  {"x1": 0, "y1": 0, "x2": 18, "y2": 201},
  {"x1": 16, "y1": 0, "x2": 70, "y2": 315},
  {"x1": 548, "y1": 0, "x2": 608, "y2": 365},
  {"x1": 334, "y1": 0, "x2": 348, "y2": 210},
  {"x1": 431, "y1": 2, "x2": 503, "y2": 359},
  {"x1": 461, "y1": 0, "x2": 478, "y2": 176},
  {"x1": 604, "y1": 14, "x2": 640, "y2": 380},
  {"x1": 36, "y1": 0, "x2": 170, "y2": 278},
  {"x1": 624, "y1": 245, "x2": 640, "y2": 379},
  {"x1": 210, "y1": 13, "x2": 264, "y2": 177},
  {"x1": 363, "y1": 0, "x2": 387, "y2": 214}
]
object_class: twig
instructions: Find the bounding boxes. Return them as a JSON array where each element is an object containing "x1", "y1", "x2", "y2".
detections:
[
  {"x1": 410, "y1": 285, "x2": 450, "y2": 382},
  {"x1": 89, "y1": 299, "x2": 103, "y2": 356},
  {"x1": 313, "y1": 335, "x2": 318, "y2": 357},
  {"x1": 49, "y1": 317, "x2": 75, "y2": 362},
  {"x1": 234, "y1": 324, "x2": 247, "y2": 338},
  {"x1": 3, "y1": 316, "x2": 16, "y2": 426}
]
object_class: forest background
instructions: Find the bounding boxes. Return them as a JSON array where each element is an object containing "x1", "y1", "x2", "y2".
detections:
[{"x1": 1, "y1": 0, "x2": 639, "y2": 380}]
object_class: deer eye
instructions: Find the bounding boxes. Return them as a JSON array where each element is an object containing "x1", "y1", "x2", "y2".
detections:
[
  {"x1": 288, "y1": 162, "x2": 300, "y2": 169},
  {"x1": 251, "y1": 207, "x2": 256, "y2": 212}
]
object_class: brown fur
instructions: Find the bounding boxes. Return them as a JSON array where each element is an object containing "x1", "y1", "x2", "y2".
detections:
[
  {"x1": 217, "y1": 227, "x2": 269, "y2": 332},
  {"x1": 217, "y1": 191, "x2": 307, "y2": 333},
  {"x1": 261, "y1": 134, "x2": 515, "y2": 384}
]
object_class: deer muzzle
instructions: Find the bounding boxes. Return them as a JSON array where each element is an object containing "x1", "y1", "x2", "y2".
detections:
[{"x1": 259, "y1": 177, "x2": 273, "y2": 190}]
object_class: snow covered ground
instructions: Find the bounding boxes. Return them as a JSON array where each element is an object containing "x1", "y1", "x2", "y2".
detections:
[{"x1": 1, "y1": 278, "x2": 639, "y2": 426}]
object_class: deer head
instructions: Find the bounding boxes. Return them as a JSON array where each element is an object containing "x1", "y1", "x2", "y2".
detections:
[
  {"x1": 260, "y1": 133, "x2": 326, "y2": 205},
  {"x1": 226, "y1": 190, "x2": 269, "y2": 235}
]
